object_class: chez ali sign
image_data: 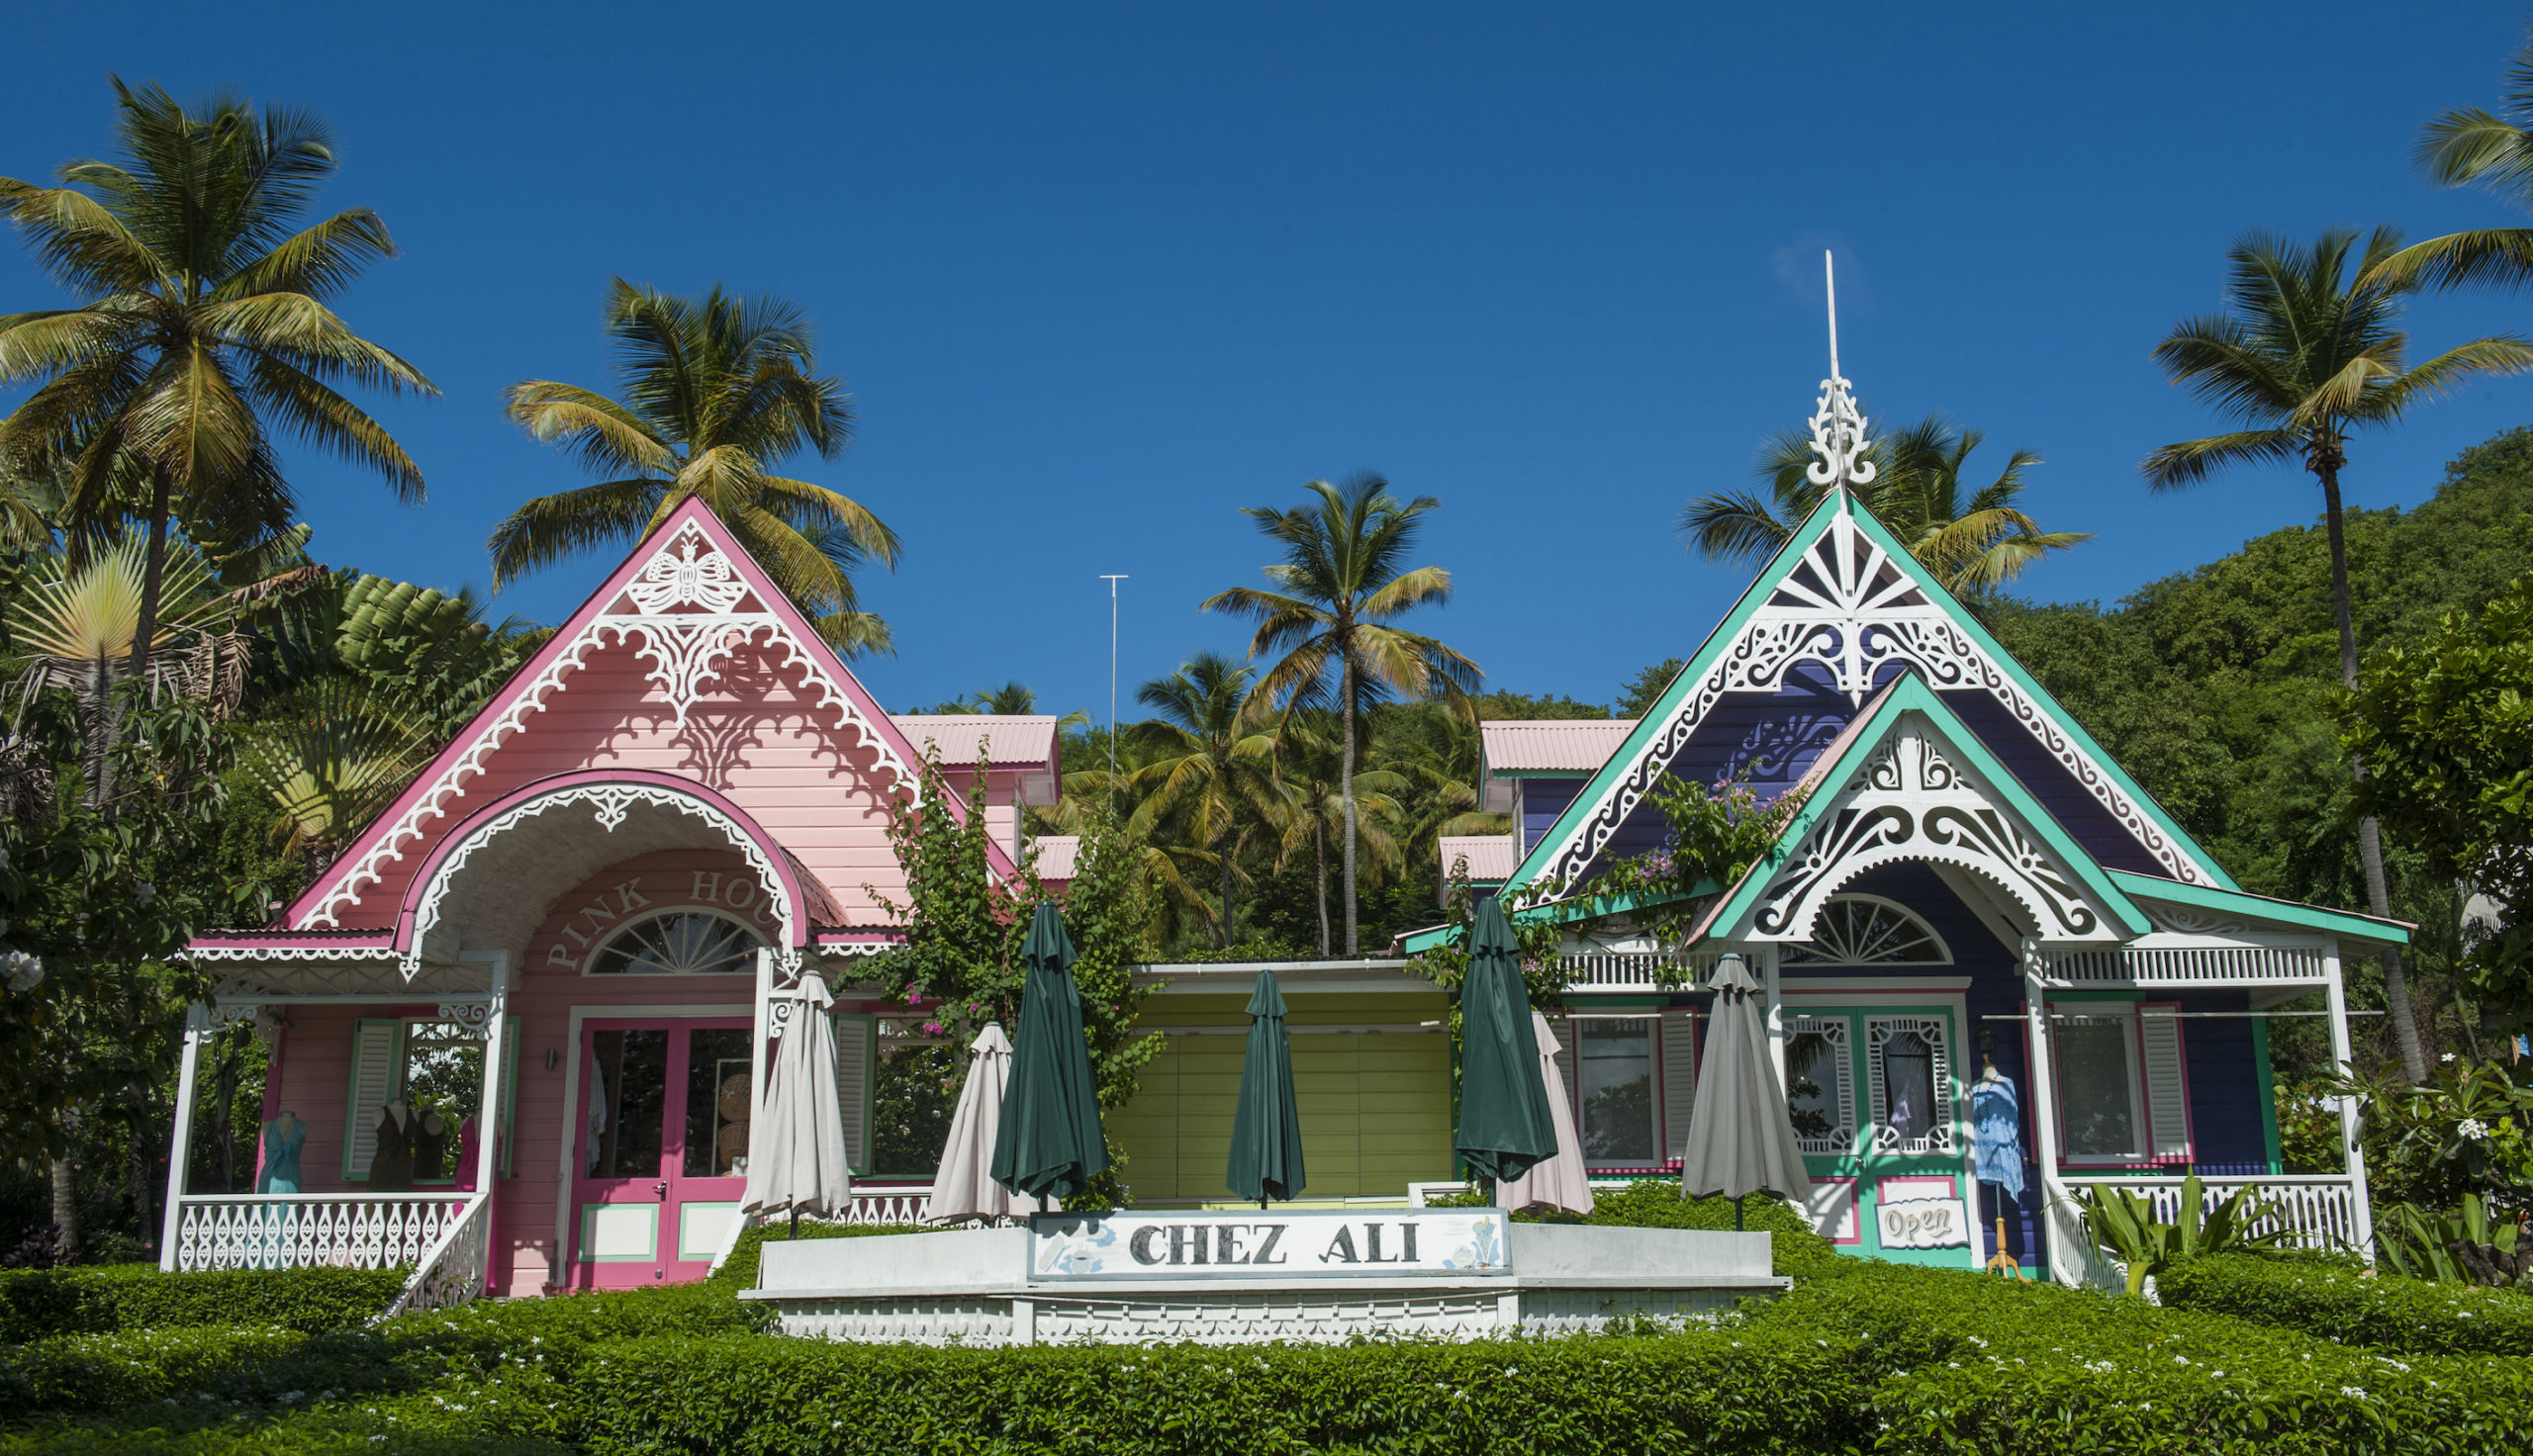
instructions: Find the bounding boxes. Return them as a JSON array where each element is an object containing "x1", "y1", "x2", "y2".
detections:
[{"x1": 1028, "y1": 1210, "x2": 1511, "y2": 1281}]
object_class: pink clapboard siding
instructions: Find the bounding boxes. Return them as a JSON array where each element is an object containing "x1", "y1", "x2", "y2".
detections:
[{"x1": 324, "y1": 642, "x2": 914, "y2": 929}]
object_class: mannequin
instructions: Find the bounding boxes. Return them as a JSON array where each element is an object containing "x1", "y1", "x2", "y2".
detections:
[
  {"x1": 369, "y1": 1100, "x2": 417, "y2": 1191},
  {"x1": 256, "y1": 1111, "x2": 307, "y2": 1195},
  {"x1": 1970, "y1": 1038, "x2": 2026, "y2": 1277},
  {"x1": 413, "y1": 1109, "x2": 449, "y2": 1181}
]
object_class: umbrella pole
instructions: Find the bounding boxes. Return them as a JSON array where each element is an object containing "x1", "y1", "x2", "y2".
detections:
[
  {"x1": 789, "y1": 1208, "x2": 799, "y2": 1238},
  {"x1": 1734, "y1": 1196, "x2": 1743, "y2": 1231}
]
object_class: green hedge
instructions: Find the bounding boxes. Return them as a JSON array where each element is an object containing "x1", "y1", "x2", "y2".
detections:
[
  {"x1": 1425, "y1": 1178, "x2": 1841, "y2": 1277},
  {"x1": 2158, "y1": 1253, "x2": 2533, "y2": 1357},
  {"x1": 10, "y1": 1256, "x2": 2533, "y2": 1453},
  {"x1": 0, "y1": 1266, "x2": 408, "y2": 1344}
]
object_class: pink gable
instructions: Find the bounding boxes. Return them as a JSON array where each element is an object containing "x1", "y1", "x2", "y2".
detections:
[{"x1": 279, "y1": 497, "x2": 1011, "y2": 939}]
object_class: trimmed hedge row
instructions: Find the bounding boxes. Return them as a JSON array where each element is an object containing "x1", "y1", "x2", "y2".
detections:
[
  {"x1": 2158, "y1": 1253, "x2": 2533, "y2": 1357},
  {"x1": 1427, "y1": 1179, "x2": 1843, "y2": 1277},
  {"x1": 0, "y1": 1267, "x2": 408, "y2": 1345}
]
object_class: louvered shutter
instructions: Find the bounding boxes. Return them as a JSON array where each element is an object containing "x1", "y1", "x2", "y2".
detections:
[
  {"x1": 342, "y1": 1020, "x2": 405, "y2": 1180},
  {"x1": 1661, "y1": 1010, "x2": 1698, "y2": 1161},
  {"x1": 2139, "y1": 1008, "x2": 2193, "y2": 1160},
  {"x1": 832, "y1": 1014, "x2": 875, "y2": 1173}
]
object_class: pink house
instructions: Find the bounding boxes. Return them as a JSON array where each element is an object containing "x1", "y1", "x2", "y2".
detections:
[{"x1": 161, "y1": 499, "x2": 1065, "y2": 1308}]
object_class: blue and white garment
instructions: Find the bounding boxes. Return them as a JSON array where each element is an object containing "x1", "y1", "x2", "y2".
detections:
[{"x1": 1969, "y1": 1074, "x2": 2024, "y2": 1198}]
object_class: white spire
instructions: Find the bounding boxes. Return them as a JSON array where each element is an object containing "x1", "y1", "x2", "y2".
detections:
[{"x1": 1806, "y1": 249, "x2": 1875, "y2": 501}]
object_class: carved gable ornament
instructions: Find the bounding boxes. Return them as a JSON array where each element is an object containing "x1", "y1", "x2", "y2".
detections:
[
  {"x1": 1535, "y1": 505, "x2": 2219, "y2": 892},
  {"x1": 1736, "y1": 715, "x2": 2119, "y2": 946}
]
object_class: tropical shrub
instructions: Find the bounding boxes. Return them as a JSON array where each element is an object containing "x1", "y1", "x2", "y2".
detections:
[
  {"x1": 2158, "y1": 1252, "x2": 2533, "y2": 1356},
  {"x1": 0, "y1": 1265, "x2": 406, "y2": 1344},
  {"x1": 2376, "y1": 1194, "x2": 2533, "y2": 1289},
  {"x1": 2069, "y1": 1173, "x2": 2289, "y2": 1295},
  {"x1": 2331, "y1": 1057, "x2": 2533, "y2": 1216}
]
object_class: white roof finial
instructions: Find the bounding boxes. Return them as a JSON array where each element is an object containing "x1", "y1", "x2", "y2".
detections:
[{"x1": 1807, "y1": 249, "x2": 1875, "y2": 500}]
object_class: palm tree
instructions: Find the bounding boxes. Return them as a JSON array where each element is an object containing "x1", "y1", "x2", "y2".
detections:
[
  {"x1": 2144, "y1": 227, "x2": 2533, "y2": 1083},
  {"x1": 2367, "y1": 28, "x2": 2533, "y2": 293},
  {"x1": 1203, "y1": 473, "x2": 1480, "y2": 955},
  {"x1": 491, "y1": 281, "x2": 899, "y2": 656},
  {"x1": 1125, "y1": 654, "x2": 1281, "y2": 948},
  {"x1": 931, "y1": 681, "x2": 1089, "y2": 727},
  {"x1": 1266, "y1": 710, "x2": 1409, "y2": 956},
  {"x1": 0, "y1": 79, "x2": 433, "y2": 680},
  {"x1": 1682, "y1": 414, "x2": 2090, "y2": 593}
]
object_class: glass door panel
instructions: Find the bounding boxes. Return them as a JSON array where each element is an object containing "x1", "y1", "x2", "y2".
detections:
[{"x1": 571, "y1": 1021, "x2": 753, "y2": 1287}]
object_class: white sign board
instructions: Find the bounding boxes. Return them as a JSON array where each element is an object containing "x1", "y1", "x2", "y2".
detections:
[
  {"x1": 1029, "y1": 1210, "x2": 1511, "y2": 1281},
  {"x1": 1875, "y1": 1195, "x2": 1971, "y2": 1249}
]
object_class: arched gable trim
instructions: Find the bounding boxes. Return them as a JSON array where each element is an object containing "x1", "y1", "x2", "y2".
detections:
[{"x1": 395, "y1": 770, "x2": 810, "y2": 976}]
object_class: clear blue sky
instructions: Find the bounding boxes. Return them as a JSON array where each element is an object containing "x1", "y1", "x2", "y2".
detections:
[{"x1": 6, "y1": 3, "x2": 2530, "y2": 722}]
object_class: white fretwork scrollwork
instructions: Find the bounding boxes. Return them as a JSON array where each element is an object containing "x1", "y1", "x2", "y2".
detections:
[
  {"x1": 1807, "y1": 373, "x2": 1876, "y2": 491},
  {"x1": 403, "y1": 781, "x2": 795, "y2": 980},
  {"x1": 1542, "y1": 510, "x2": 2211, "y2": 889},
  {"x1": 303, "y1": 519, "x2": 917, "y2": 928},
  {"x1": 1740, "y1": 727, "x2": 2111, "y2": 945},
  {"x1": 206, "y1": 1001, "x2": 261, "y2": 1031},
  {"x1": 434, "y1": 1002, "x2": 496, "y2": 1038}
]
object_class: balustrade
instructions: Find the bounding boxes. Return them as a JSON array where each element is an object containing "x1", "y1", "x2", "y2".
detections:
[{"x1": 165, "y1": 1193, "x2": 475, "y2": 1274}]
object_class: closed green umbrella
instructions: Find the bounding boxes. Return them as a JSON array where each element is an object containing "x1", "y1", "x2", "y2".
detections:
[
  {"x1": 991, "y1": 903, "x2": 1110, "y2": 1203},
  {"x1": 1454, "y1": 897, "x2": 1558, "y2": 1189},
  {"x1": 1226, "y1": 969, "x2": 1306, "y2": 1205}
]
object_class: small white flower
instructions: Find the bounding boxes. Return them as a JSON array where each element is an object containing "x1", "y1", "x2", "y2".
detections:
[
  {"x1": 2459, "y1": 1119, "x2": 2491, "y2": 1141},
  {"x1": 2342, "y1": 1386, "x2": 2367, "y2": 1400},
  {"x1": 2441, "y1": 1052, "x2": 2458, "y2": 1063}
]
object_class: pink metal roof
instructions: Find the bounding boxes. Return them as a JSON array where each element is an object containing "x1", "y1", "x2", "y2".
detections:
[
  {"x1": 1437, "y1": 834, "x2": 1519, "y2": 883},
  {"x1": 1479, "y1": 719, "x2": 1639, "y2": 774},
  {"x1": 888, "y1": 715, "x2": 1061, "y2": 770},
  {"x1": 1031, "y1": 835, "x2": 1080, "y2": 881}
]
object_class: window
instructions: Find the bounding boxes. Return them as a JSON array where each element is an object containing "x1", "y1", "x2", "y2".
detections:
[
  {"x1": 682, "y1": 1028, "x2": 755, "y2": 1177},
  {"x1": 2056, "y1": 1015, "x2": 2145, "y2": 1160},
  {"x1": 2051, "y1": 1007, "x2": 2192, "y2": 1164},
  {"x1": 589, "y1": 911, "x2": 758, "y2": 976},
  {"x1": 1781, "y1": 897, "x2": 1950, "y2": 966},
  {"x1": 1784, "y1": 1017, "x2": 1855, "y2": 1156},
  {"x1": 1576, "y1": 1019, "x2": 1656, "y2": 1163},
  {"x1": 1865, "y1": 1016, "x2": 1955, "y2": 1154}
]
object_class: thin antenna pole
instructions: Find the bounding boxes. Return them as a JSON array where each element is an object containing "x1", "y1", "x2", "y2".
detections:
[{"x1": 1099, "y1": 574, "x2": 1128, "y2": 813}]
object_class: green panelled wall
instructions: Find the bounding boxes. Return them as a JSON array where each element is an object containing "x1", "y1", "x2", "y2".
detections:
[{"x1": 1109, "y1": 991, "x2": 1454, "y2": 1204}]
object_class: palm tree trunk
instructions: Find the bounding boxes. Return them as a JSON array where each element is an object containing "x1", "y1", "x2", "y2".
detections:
[
  {"x1": 1342, "y1": 659, "x2": 1360, "y2": 956},
  {"x1": 1314, "y1": 818, "x2": 1331, "y2": 957},
  {"x1": 2316, "y1": 463, "x2": 2428, "y2": 1083},
  {"x1": 48, "y1": 1155, "x2": 77, "y2": 1261},
  {"x1": 1218, "y1": 834, "x2": 1235, "y2": 949},
  {"x1": 130, "y1": 466, "x2": 173, "y2": 682}
]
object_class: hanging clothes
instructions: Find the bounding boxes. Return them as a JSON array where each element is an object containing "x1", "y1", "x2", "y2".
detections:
[
  {"x1": 1969, "y1": 1073, "x2": 2024, "y2": 1198},
  {"x1": 256, "y1": 1117, "x2": 307, "y2": 1195}
]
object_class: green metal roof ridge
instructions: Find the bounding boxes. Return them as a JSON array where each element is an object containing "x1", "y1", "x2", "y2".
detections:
[
  {"x1": 1501, "y1": 493, "x2": 2237, "y2": 896},
  {"x1": 1695, "y1": 673, "x2": 2151, "y2": 941},
  {"x1": 2105, "y1": 869, "x2": 2412, "y2": 946}
]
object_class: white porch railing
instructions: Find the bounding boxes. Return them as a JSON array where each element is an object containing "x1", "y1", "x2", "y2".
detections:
[
  {"x1": 164, "y1": 1193, "x2": 475, "y2": 1274},
  {"x1": 382, "y1": 1194, "x2": 492, "y2": 1319},
  {"x1": 1556, "y1": 952, "x2": 1715, "y2": 993},
  {"x1": 835, "y1": 1186, "x2": 935, "y2": 1225},
  {"x1": 2043, "y1": 945, "x2": 2328, "y2": 987},
  {"x1": 2053, "y1": 1173, "x2": 2368, "y2": 1270}
]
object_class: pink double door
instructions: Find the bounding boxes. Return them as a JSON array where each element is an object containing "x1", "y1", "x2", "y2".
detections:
[{"x1": 570, "y1": 1018, "x2": 754, "y2": 1288}]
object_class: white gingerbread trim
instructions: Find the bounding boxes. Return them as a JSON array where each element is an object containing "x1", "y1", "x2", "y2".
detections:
[
  {"x1": 402, "y1": 780, "x2": 797, "y2": 980},
  {"x1": 1543, "y1": 509, "x2": 2213, "y2": 889},
  {"x1": 189, "y1": 944, "x2": 398, "y2": 962},
  {"x1": 302, "y1": 517, "x2": 917, "y2": 929},
  {"x1": 1736, "y1": 725, "x2": 2118, "y2": 946}
]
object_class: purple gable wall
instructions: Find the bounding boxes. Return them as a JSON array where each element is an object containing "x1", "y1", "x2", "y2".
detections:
[{"x1": 1936, "y1": 689, "x2": 2167, "y2": 877}]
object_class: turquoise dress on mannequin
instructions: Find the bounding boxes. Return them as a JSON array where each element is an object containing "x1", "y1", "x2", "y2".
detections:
[{"x1": 257, "y1": 1118, "x2": 307, "y2": 1195}]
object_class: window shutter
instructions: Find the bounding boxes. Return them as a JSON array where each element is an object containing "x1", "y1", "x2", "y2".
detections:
[
  {"x1": 1661, "y1": 1010, "x2": 1698, "y2": 1161},
  {"x1": 832, "y1": 1014, "x2": 875, "y2": 1173},
  {"x1": 497, "y1": 1016, "x2": 521, "y2": 1178},
  {"x1": 2139, "y1": 1009, "x2": 2192, "y2": 1160},
  {"x1": 342, "y1": 1020, "x2": 405, "y2": 1180}
]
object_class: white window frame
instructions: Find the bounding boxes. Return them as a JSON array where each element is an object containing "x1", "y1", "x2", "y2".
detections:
[
  {"x1": 1783, "y1": 1015, "x2": 1857, "y2": 1157},
  {"x1": 2052, "y1": 1006, "x2": 2152, "y2": 1166},
  {"x1": 1864, "y1": 1015, "x2": 1956, "y2": 1155},
  {"x1": 1568, "y1": 1014, "x2": 1662, "y2": 1168}
]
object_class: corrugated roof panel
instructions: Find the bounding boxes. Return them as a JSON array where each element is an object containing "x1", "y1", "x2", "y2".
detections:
[
  {"x1": 1437, "y1": 834, "x2": 1519, "y2": 883},
  {"x1": 1479, "y1": 719, "x2": 1639, "y2": 774},
  {"x1": 1032, "y1": 835, "x2": 1080, "y2": 880},
  {"x1": 889, "y1": 715, "x2": 1061, "y2": 769}
]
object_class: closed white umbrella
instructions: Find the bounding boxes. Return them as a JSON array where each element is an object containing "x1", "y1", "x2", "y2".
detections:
[
  {"x1": 929, "y1": 1023, "x2": 1049, "y2": 1224},
  {"x1": 741, "y1": 970, "x2": 852, "y2": 1223},
  {"x1": 1497, "y1": 1011, "x2": 1596, "y2": 1216}
]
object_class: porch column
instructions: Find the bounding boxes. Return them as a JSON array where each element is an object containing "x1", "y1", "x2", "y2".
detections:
[
  {"x1": 2019, "y1": 939, "x2": 2074, "y2": 1284},
  {"x1": 2321, "y1": 946, "x2": 2376, "y2": 1259},
  {"x1": 157, "y1": 1002, "x2": 211, "y2": 1272},
  {"x1": 474, "y1": 958, "x2": 510, "y2": 1197},
  {"x1": 1760, "y1": 943, "x2": 1786, "y2": 1087}
]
